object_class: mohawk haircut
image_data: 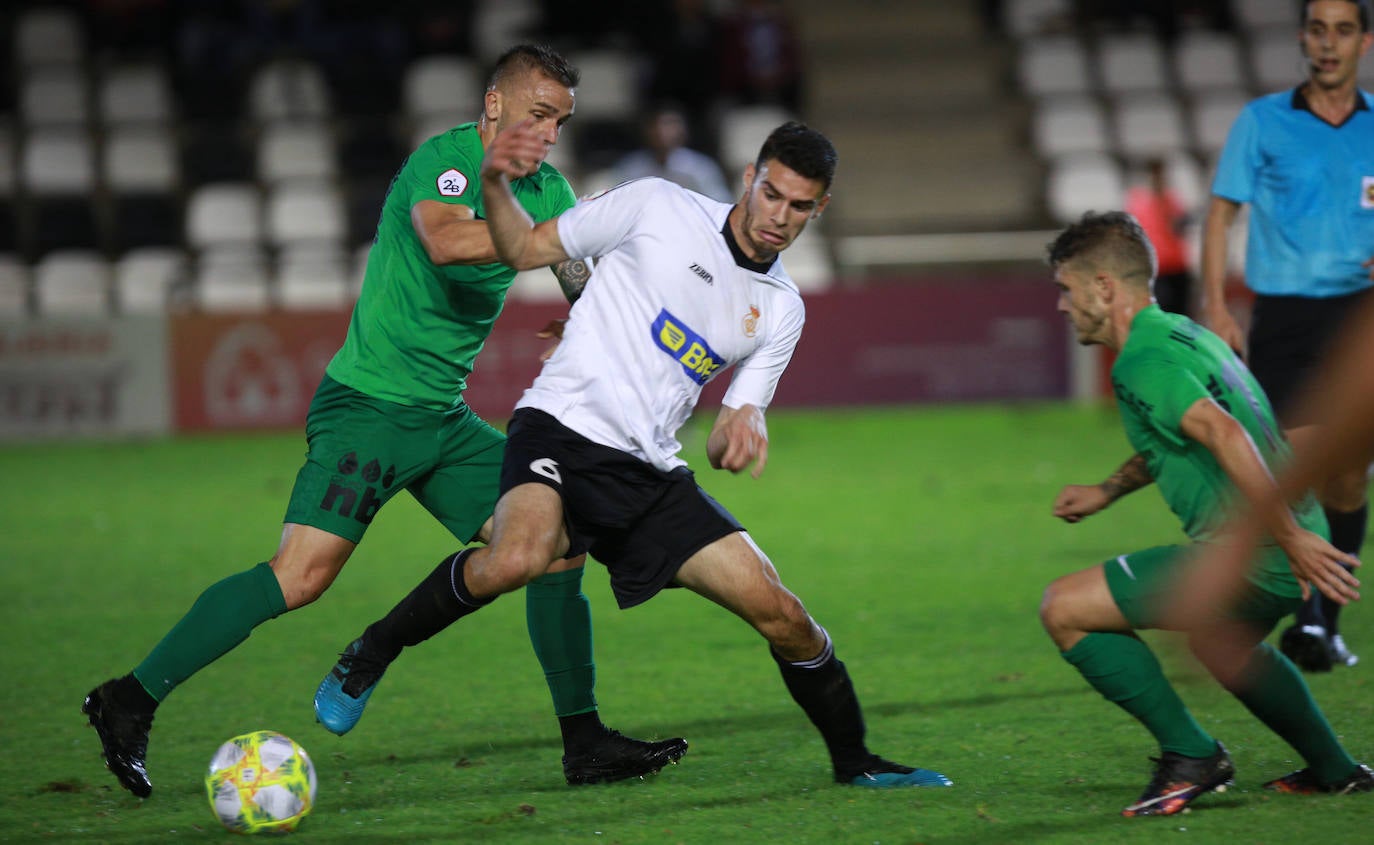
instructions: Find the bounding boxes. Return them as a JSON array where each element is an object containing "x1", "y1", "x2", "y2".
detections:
[{"x1": 487, "y1": 44, "x2": 580, "y2": 92}]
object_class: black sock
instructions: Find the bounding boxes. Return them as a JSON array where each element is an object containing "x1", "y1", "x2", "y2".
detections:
[
  {"x1": 112, "y1": 673, "x2": 157, "y2": 716},
  {"x1": 770, "y1": 633, "x2": 872, "y2": 780},
  {"x1": 363, "y1": 549, "x2": 492, "y2": 659},
  {"x1": 558, "y1": 711, "x2": 608, "y2": 752},
  {"x1": 1320, "y1": 504, "x2": 1367, "y2": 634}
]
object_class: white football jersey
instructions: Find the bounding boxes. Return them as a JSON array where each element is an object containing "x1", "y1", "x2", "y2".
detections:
[{"x1": 517, "y1": 177, "x2": 806, "y2": 471}]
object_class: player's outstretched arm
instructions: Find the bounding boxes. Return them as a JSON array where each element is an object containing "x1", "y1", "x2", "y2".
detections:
[
  {"x1": 1054, "y1": 454, "x2": 1152, "y2": 523},
  {"x1": 1179, "y1": 397, "x2": 1360, "y2": 603},
  {"x1": 708, "y1": 404, "x2": 769, "y2": 479},
  {"x1": 479, "y1": 119, "x2": 571, "y2": 271}
]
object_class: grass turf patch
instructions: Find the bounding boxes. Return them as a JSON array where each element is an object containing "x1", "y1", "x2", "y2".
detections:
[{"x1": 1, "y1": 402, "x2": 1369, "y2": 843}]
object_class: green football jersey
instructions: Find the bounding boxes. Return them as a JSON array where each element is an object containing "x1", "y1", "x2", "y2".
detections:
[
  {"x1": 1110, "y1": 305, "x2": 1325, "y2": 595},
  {"x1": 326, "y1": 122, "x2": 577, "y2": 411}
]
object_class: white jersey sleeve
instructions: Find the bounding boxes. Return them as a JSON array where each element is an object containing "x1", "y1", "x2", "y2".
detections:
[
  {"x1": 556, "y1": 178, "x2": 659, "y2": 261},
  {"x1": 721, "y1": 297, "x2": 805, "y2": 412}
]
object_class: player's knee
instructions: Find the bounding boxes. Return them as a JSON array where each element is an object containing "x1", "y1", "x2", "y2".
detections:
[
  {"x1": 1038, "y1": 579, "x2": 1070, "y2": 635},
  {"x1": 269, "y1": 555, "x2": 335, "y2": 610},
  {"x1": 467, "y1": 544, "x2": 541, "y2": 596},
  {"x1": 1323, "y1": 470, "x2": 1370, "y2": 512}
]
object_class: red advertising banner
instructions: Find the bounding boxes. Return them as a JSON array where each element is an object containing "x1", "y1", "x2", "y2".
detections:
[
  {"x1": 169, "y1": 276, "x2": 1069, "y2": 433},
  {"x1": 171, "y1": 311, "x2": 350, "y2": 431}
]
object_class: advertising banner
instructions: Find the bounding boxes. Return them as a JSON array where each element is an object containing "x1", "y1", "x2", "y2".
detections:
[
  {"x1": 170, "y1": 311, "x2": 350, "y2": 431},
  {"x1": 0, "y1": 316, "x2": 171, "y2": 439}
]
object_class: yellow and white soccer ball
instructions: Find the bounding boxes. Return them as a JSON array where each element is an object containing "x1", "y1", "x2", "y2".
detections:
[{"x1": 205, "y1": 730, "x2": 317, "y2": 835}]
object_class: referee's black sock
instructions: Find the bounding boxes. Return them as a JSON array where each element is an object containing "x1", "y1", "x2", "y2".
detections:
[
  {"x1": 362, "y1": 549, "x2": 492, "y2": 660},
  {"x1": 770, "y1": 632, "x2": 872, "y2": 780},
  {"x1": 1320, "y1": 503, "x2": 1367, "y2": 634}
]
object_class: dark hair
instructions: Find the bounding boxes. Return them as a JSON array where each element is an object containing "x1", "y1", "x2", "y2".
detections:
[
  {"x1": 1046, "y1": 211, "x2": 1157, "y2": 289},
  {"x1": 755, "y1": 121, "x2": 838, "y2": 191},
  {"x1": 487, "y1": 44, "x2": 580, "y2": 92},
  {"x1": 1306, "y1": 0, "x2": 1371, "y2": 31}
]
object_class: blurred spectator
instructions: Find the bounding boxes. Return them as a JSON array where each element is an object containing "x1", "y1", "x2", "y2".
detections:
[
  {"x1": 613, "y1": 103, "x2": 733, "y2": 202},
  {"x1": 719, "y1": 0, "x2": 803, "y2": 112},
  {"x1": 645, "y1": 0, "x2": 724, "y2": 136},
  {"x1": 403, "y1": 0, "x2": 476, "y2": 57},
  {"x1": 1124, "y1": 157, "x2": 1194, "y2": 315}
]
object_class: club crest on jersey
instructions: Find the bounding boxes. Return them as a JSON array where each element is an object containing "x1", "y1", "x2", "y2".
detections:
[
  {"x1": 743, "y1": 305, "x2": 760, "y2": 338},
  {"x1": 652, "y1": 309, "x2": 722, "y2": 385}
]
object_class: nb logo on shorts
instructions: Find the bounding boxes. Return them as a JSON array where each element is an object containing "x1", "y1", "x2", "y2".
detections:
[
  {"x1": 651, "y1": 309, "x2": 722, "y2": 385},
  {"x1": 530, "y1": 458, "x2": 562, "y2": 483}
]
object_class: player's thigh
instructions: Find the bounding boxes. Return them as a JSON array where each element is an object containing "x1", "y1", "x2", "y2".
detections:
[
  {"x1": 1040, "y1": 562, "x2": 1131, "y2": 639},
  {"x1": 674, "y1": 531, "x2": 808, "y2": 630},
  {"x1": 270, "y1": 523, "x2": 358, "y2": 609},
  {"x1": 1100, "y1": 545, "x2": 1220, "y2": 631},
  {"x1": 284, "y1": 377, "x2": 444, "y2": 544},
  {"x1": 409, "y1": 407, "x2": 508, "y2": 544}
]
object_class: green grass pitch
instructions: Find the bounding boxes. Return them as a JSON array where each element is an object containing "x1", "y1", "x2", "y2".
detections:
[{"x1": 1, "y1": 403, "x2": 1369, "y2": 844}]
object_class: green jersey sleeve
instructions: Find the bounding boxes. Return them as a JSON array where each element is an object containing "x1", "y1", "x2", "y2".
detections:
[
  {"x1": 1112, "y1": 352, "x2": 1210, "y2": 449},
  {"x1": 398, "y1": 135, "x2": 483, "y2": 212}
]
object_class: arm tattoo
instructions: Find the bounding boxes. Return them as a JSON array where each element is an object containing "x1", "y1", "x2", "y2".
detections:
[
  {"x1": 552, "y1": 258, "x2": 591, "y2": 304},
  {"x1": 1101, "y1": 453, "x2": 1153, "y2": 502}
]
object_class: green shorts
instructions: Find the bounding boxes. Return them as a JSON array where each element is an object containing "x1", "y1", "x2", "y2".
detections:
[
  {"x1": 282, "y1": 375, "x2": 505, "y2": 544},
  {"x1": 1103, "y1": 544, "x2": 1300, "y2": 634}
]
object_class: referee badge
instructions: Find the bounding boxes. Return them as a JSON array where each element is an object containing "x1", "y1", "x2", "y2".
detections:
[{"x1": 1363, "y1": 176, "x2": 1374, "y2": 210}]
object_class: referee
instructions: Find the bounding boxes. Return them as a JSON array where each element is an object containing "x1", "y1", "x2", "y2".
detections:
[{"x1": 1201, "y1": 0, "x2": 1374, "y2": 672}]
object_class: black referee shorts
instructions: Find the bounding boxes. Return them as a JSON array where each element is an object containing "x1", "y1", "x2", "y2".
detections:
[
  {"x1": 1248, "y1": 288, "x2": 1371, "y2": 426},
  {"x1": 500, "y1": 408, "x2": 743, "y2": 608}
]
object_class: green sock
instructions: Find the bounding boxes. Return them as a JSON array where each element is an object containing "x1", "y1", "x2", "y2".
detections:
[
  {"x1": 1229, "y1": 642, "x2": 1357, "y2": 784},
  {"x1": 132, "y1": 562, "x2": 287, "y2": 702},
  {"x1": 526, "y1": 567, "x2": 597, "y2": 716},
  {"x1": 1063, "y1": 632, "x2": 1217, "y2": 758}
]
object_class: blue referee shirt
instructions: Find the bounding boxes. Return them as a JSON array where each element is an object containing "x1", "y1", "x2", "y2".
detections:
[{"x1": 1212, "y1": 87, "x2": 1374, "y2": 298}]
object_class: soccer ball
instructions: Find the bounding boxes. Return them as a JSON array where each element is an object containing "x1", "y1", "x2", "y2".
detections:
[{"x1": 205, "y1": 730, "x2": 318, "y2": 834}]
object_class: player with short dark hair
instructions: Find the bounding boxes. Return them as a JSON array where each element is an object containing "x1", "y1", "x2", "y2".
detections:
[
  {"x1": 321, "y1": 118, "x2": 952, "y2": 789},
  {"x1": 1041, "y1": 211, "x2": 1371, "y2": 817},
  {"x1": 1200, "y1": 0, "x2": 1374, "y2": 671},
  {"x1": 82, "y1": 43, "x2": 684, "y2": 800}
]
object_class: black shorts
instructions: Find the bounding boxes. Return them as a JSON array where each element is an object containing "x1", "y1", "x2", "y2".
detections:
[
  {"x1": 1248, "y1": 288, "x2": 1371, "y2": 426},
  {"x1": 501, "y1": 408, "x2": 743, "y2": 608}
]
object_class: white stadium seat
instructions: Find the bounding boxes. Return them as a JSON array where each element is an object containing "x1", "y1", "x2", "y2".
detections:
[
  {"x1": 403, "y1": 55, "x2": 482, "y2": 117},
  {"x1": 565, "y1": 51, "x2": 637, "y2": 121},
  {"x1": 1096, "y1": 32, "x2": 1170, "y2": 94},
  {"x1": 1249, "y1": 27, "x2": 1306, "y2": 93},
  {"x1": 186, "y1": 183, "x2": 263, "y2": 248},
  {"x1": 103, "y1": 127, "x2": 179, "y2": 193},
  {"x1": 257, "y1": 121, "x2": 337, "y2": 184},
  {"x1": 0, "y1": 255, "x2": 30, "y2": 317},
  {"x1": 1233, "y1": 0, "x2": 1300, "y2": 32},
  {"x1": 34, "y1": 250, "x2": 110, "y2": 316},
  {"x1": 1173, "y1": 31, "x2": 1247, "y2": 92},
  {"x1": 15, "y1": 7, "x2": 84, "y2": 67},
  {"x1": 1046, "y1": 152, "x2": 1125, "y2": 224},
  {"x1": 1111, "y1": 93, "x2": 1188, "y2": 159},
  {"x1": 1032, "y1": 95, "x2": 1110, "y2": 157},
  {"x1": 1003, "y1": 0, "x2": 1073, "y2": 38},
  {"x1": 21, "y1": 128, "x2": 96, "y2": 195},
  {"x1": 1017, "y1": 35, "x2": 1092, "y2": 97},
  {"x1": 717, "y1": 104, "x2": 795, "y2": 178},
  {"x1": 98, "y1": 63, "x2": 175, "y2": 125},
  {"x1": 277, "y1": 245, "x2": 352, "y2": 310},
  {"x1": 264, "y1": 181, "x2": 347, "y2": 247},
  {"x1": 193, "y1": 247, "x2": 272, "y2": 312},
  {"x1": 115, "y1": 247, "x2": 187, "y2": 314},
  {"x1": 21, "y1": 67, "x2": 90, "y2": 126},
  {"x1": 248, "y1": 59, "x2": 332, "y2": 122}
]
